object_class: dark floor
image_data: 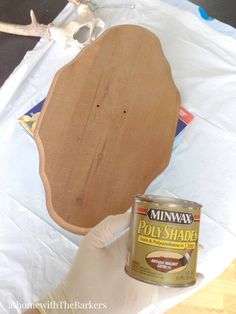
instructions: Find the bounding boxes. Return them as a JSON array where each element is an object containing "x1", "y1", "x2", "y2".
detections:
[
  {"x1": 190, "y1": 0, "x2": 236, "y2": 27},
  {"x1": 0, "y1": 0, "x2": 67, "y2": 86},
  {"x1": 0, "y1": 0, "x2": 235, "y2": 86}
]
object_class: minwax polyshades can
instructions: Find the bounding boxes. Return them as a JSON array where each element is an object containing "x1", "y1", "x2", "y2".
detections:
[{"x1": 125, "y1": 195, "x2": 201, "y2": 287}]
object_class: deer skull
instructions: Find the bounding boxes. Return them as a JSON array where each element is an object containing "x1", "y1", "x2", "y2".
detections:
[{"x1": 0, "y1": 1, "x2": 105, "y2": 49}]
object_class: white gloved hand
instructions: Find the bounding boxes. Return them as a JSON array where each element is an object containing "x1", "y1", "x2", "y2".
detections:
[{"x1": 37, "y1": 212, "x2": 159, "y2": 314}]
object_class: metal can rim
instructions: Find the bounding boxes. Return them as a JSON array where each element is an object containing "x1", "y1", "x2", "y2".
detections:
[{"x1": 135, "y1": 194, "x2": 202, "y2": 209}]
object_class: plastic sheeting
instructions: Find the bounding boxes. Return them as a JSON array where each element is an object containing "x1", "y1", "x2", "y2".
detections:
[
  {"x1": 165, "y1": 0, "x2": 236, "y2": 39},
  {"x1": 0, "y1": 0, "x2": 236, "y2": 313}
]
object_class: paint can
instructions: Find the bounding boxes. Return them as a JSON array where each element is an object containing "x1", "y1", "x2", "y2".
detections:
[{"x1": 125, "y1": 194, "x2": 201, "y2": 287}]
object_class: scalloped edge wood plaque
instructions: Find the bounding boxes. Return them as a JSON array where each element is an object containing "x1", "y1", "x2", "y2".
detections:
[{"x1": 34, "y1": 25, "x2": 181, "y2": 234}]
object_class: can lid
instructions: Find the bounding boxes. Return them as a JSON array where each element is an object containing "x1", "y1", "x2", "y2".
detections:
[{"x1": 135, "y1": 194, "x2": 202, "y2": 209}]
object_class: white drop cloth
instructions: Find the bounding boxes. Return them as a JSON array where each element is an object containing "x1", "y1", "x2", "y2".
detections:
[{"x1": 0, "y1": 0, "x2": 235, "y2": 313}]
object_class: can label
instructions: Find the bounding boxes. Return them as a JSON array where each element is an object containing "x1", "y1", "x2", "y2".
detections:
[{"x1": 125, "y1": 196, "x2": 201, "y2": 287}]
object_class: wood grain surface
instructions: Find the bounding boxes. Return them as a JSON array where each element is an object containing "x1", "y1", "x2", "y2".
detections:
[
  {"x1": 167, "y1": 259, "x2": 236, "y2": 314},
  {"x1": 35, "y1": 25, "x2": 180, "y2": 234}
]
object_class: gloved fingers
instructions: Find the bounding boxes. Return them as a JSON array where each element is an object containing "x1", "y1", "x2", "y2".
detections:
[{"x1": 84, "y1": 210, "x2": 131, "y2": 249}]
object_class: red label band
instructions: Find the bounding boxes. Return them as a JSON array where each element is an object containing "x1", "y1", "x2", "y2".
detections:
[{"x1": 136, "y1": 207, "x2": 148, "y2": 214}]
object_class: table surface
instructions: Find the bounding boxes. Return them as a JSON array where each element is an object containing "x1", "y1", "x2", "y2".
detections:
[
  {"x1": 167, "y1": 259, "x2": 236, "y2": 314},
  {"x1": 0, "y1": 1, "x2": 235, "y2": 313}
]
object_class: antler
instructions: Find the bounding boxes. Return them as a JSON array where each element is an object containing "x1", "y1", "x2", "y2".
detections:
[
  {"x1": 0, "y1": 0, "x2": 81, "y2": 39},
  {"x1": 0, "y1": 2, "x2": 104, "y2": 49},
  {"x1": 0, "y1": 10, "x2": 51, "y2": 39}
]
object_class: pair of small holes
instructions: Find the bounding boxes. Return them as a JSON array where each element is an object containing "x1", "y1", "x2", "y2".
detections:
[{"x1": 96, "y1": 105, "x2": 127, "y2": 114}]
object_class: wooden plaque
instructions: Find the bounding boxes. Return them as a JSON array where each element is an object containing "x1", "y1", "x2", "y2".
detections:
[{"x1": 35, "y1": 25, "x2": 181, "y2": 234}]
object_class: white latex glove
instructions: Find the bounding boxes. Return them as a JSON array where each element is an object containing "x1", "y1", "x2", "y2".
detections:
[{"x1": 37, "y1": 212, "x2": 159, "y2": 314}]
